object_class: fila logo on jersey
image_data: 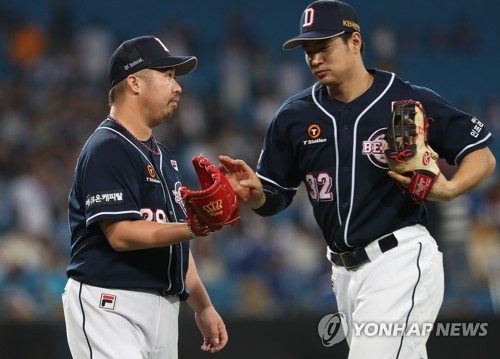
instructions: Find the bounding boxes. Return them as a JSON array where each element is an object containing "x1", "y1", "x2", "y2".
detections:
[
  {"x1": 362, "y1": 128, "x2": 389, "y2": 169},
  {"x1": 146, "y1": 164, "x2": 161, "y2": 184},
  {"x1": 304, "y1": 124, "x2": 327, "y2": 145},
  {"x1": 99, "y1": 294, "x2": 116, "y2": 310}
]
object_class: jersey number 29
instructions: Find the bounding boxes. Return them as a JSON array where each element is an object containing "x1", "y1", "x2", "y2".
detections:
[{"x1": 141, "y1": 208, "x2": 168, "y2": 223}]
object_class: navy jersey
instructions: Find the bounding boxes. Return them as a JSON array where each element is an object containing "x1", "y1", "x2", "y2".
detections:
[
  {"x1": 68, "y1": 118, "x2": 190, "y2": 299},
  {"x1": 256, "y1": 69, "x2": 494, "y2": 252}
]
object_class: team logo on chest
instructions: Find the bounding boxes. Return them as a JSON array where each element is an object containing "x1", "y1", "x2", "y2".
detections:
[{"x1": 362, "y1": 128, "x2": 389, "y2": 169}]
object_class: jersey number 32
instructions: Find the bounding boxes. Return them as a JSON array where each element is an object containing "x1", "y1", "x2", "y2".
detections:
[{"x1": 306, "y1": 173, "x2": 334, "y2": 202}]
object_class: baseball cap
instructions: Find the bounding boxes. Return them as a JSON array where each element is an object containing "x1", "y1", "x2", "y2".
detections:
[
  {"x1": 282, "y1": 0, "x2": 360, "y2": 50},
  {"x1": 108, "y1": 35, "x2": 197, "y2": 86}
]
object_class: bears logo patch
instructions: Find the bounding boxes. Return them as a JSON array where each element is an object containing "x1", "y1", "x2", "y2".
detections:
[{"x1": 362, "y1": 128, "x2": 389, "y2": 169}]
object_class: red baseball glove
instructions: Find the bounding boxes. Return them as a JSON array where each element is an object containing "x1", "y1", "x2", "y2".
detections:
[
  {"x1": 180, "y1": 154, "x2": 240, "y2": 237},
  {"x1": 384, "y1": 100, "x2": 440, "y2": 204}
]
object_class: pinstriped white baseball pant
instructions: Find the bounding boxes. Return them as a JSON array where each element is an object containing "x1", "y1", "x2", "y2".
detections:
[
  {"x1": 328, "y1": 225, "x2": 444, "y2": 359},
  {"x1": 62, "y1": 278, "x2": 180, "y2": 359}
]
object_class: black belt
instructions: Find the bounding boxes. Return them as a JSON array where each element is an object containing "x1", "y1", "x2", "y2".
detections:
[
  {"x1": 329, "y1": 234, "x2": 398, "y2": 270},
  {"x1": 158, "y1": 289, "x2": 174, "y2": 297}
]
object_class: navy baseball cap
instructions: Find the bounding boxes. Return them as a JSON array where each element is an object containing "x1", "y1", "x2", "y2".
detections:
[
  {"x1": 283, "y1": 0, "x2": 360, "y2": 50},
  {"x1": 108, "y1": 35, "x2": 197, "y2": 86}
]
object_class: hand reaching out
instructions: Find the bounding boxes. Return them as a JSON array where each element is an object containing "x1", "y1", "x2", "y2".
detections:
[{"x1": 218, "y1": 155, "x2": 266, "y2": 209}]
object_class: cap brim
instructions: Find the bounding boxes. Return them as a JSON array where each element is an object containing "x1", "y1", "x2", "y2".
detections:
[
  {"x1": 150, "y1": 56, "x2": 198, "y2": 76},
  {"x1": 282, "y1": 31, "x2": 345, "y2": 50}
]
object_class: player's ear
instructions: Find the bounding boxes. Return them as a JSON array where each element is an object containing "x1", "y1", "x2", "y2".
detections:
[
  {"x1": 350, "y1": 32, "x2": 363, "y2": 54},
  {"x1": 126, "y1": 73, "x2": 141, "y2": 94}
]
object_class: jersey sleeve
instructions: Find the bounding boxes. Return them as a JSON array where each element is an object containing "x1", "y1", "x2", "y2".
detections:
[
  {"x1": 79, "y1": 136, "x2": 143, "y2": 227},
  {"x1": 414, "y1": 86, "x2": 494, "y2": 165},
  {"x1": 255, "y1": 107, "x2": 301, "y2": 215}
]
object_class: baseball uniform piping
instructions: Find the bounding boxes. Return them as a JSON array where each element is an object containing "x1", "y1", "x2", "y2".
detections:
[
  {"x1": 86, "y1": 210, "x2": 141, "y2": 225},
  {"x1": 98, "y1": 126, "x2": 168, "y2": 205},
  {"x1": 310, "y1": 73, "x2": 395, "y2": 246},
  {"x1": 98, "y1": 126, "x2": 179, "y2": 291},
  {"x1": 396, "y1": 241, "x2": 422, "y2": 358},
  {"x1": 256, "y1": 173, "x2": 300, "y2": 191},
  {"x1": 311, "y1": 82, "x2": 342, "y2": 226},
  {"x1": 165, "y1": 246, "x2": 173, "y2": 291},
  {"x1": 78, "y1": 282, "x2": 93, "y2": 358},
  {"x1": 344, "y1": 72, "x2": 395, "y2": 247},
  {"x1": 454, "y1": 132, "x2": 492, "y2": 166}
]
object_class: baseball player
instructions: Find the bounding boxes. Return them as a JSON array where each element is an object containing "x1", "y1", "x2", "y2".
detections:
[
  {"x1": 64, "y1": 36, "x2": 227, "y2": 358},
  {"x1": 219, "y1": 1, "x2": 496, "y2": 358}
]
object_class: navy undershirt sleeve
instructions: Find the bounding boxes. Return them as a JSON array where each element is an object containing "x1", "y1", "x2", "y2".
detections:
[{"x1": 253, "y1": 184, "x2": 294, "y2": 217}]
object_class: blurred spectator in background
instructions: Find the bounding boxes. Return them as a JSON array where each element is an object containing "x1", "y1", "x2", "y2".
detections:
[
  {"x1": 370, "y1": 19, "x2": 397, "y2": 72},
  {"x1": 469, "y1": 180, "x2": 500, "y2": 314},
  {"x1": 450, "y1": 15, "x2": 478, "y2": 54},
  {"x1": 426, "y1": 23, "x2": 450, "y2": 53},
  {"x1": 74, "y1": 22, "x2": 116, "y2": 87},
  {"x1": 7, "y1": 23, "x2": 47, "y2": 69}
]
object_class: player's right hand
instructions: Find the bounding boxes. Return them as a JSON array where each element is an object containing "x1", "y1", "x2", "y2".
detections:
[
  {"x1": 218, "y1": 155, "x2": 266, "y2": 209},
  {"x1": 194, "y1": 306, "x2": 228, "y2": 353}
]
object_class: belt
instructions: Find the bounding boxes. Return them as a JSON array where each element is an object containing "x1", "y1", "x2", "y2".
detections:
[
  {"x1": 157, "y1": 289, "x2": 173, "y2": 297},
  {"x1": 329, "y1": 234, "x2": 398, "y2": 270}
]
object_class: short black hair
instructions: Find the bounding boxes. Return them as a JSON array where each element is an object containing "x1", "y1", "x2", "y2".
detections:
[{"x1": 340, "y1": 32, "x2": 365, "y2": 55}]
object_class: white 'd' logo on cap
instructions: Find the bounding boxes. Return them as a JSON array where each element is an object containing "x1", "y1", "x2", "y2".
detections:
[
  {"x1": 303, "y1": 8, "x2": 315, "y2": 28},
  {"x1": 154, "y1": 37, "x2": 169, "y2": 53}
]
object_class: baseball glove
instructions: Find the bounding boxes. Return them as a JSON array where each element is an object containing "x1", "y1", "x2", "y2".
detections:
[
  {"x1": 180, "y1": 154, "x2": 239, "y2": 237},
  {"x1": 384, "y1": 100, "x2": 440, "y2": 204}
]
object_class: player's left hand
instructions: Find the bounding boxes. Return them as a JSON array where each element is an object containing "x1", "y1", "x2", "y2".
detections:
[
  {"x1": 194, "y1": 306, "x2": 228, "y2": 353},
  {"x1": 388, "y1": 170, "x2": 453, "y2": 201}
]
